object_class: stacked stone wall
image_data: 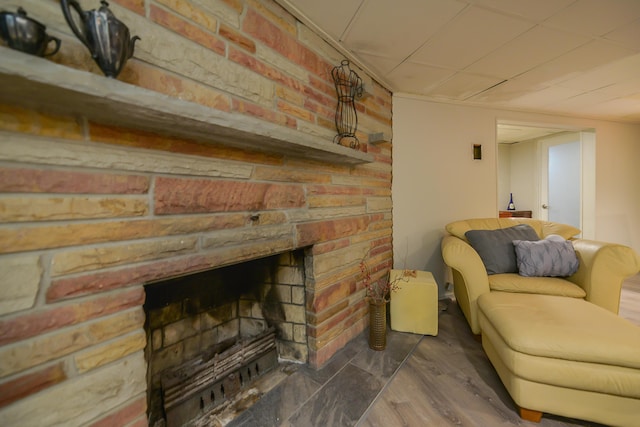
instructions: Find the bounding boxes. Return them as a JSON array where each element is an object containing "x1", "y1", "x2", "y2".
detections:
[{"x1": 0, "y1": 0, "x2": 393, "y2": 425}]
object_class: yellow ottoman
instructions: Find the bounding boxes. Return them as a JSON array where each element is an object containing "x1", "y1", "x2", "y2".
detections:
[
  {"x1": 478, "y1": 293, "x2": 640, "y2": 426},
  {"x1": 390, "y1": 269, "x2": 438, "y2": 335}
]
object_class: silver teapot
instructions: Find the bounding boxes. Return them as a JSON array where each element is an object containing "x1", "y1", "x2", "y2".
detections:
[
  {"x1": 0, "y1": 7, "x2": 61, "y2": 56},
  {"x1": 60, "y1": 0, "x2": 140, "y2": 78}
]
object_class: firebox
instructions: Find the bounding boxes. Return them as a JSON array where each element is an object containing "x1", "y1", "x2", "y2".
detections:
[{"x1": 143, "y1": 250, "x2": 307, "y2": 426}]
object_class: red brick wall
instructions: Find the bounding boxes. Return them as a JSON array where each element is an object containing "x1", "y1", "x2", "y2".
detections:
[{"x1": 0, "y1": 0, "x2": 392, "y2": 425}]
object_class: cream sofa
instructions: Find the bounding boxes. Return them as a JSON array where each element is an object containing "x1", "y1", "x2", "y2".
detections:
[{"x1": 441, "y1": 218, "x2": 640, "y2": 335}]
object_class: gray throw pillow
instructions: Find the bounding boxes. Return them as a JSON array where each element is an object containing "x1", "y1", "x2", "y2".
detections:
[
  {"x1": 465, "y1": 224, "x2": 539, "y2": 275},
  {"x1": 513, "y1": 235, "x2": 579, "y2": 277}
]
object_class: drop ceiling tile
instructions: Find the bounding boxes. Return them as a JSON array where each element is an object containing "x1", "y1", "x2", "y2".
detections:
[
  {"x1": 356, "y1": 52, "x2": 406, "y2": 76},
  {"x1": 604, "y1": 18, "x2": 640, "y2": 51},
  {"x1": 386, "y1": 62, "x2": 455, "y2": 93},
  {"x1": 547, "y1": 98, "x2": 623, "y2": 119},
  {"x1": 471, "y1": 0, "x2": 575, "y2": 22},
  {"x1": 556, "y1": 53, "x2": 640, "y2": 90},
  {"x1": 545, "y1": 84, "x2": 640, "y2": 117},
  {"x1": 511, "y1": 40, "x2": 636, "y2": 87},
  {"x1": 545, "y1": 89, "x2": 640, "y2": 120},
  {"x1": 342, "y1": 0, "x2": 466, "y2": 60},
  {"x1": 608, "y1": 78, "x2": 640, "y2": 99},
  {"x1": 553, "y1": 77, "x2": 640, "y2": 111},
  {"x1": 279, "y1": 0, "x2": 640, "y2": 122},
  {"x1": 587, "y1": 99, "x2": 634, "y2": 114},
  {"x1": 497, "y1": 124, "x2": 566, "y2": 144},
  {"x1": 425, "y1": 72, "x2": 504, "y2": 100},
  {"x1": 278, "y1": 0, "x2": 363, "y2": 40},
  {"x1": 470, "y1": 79, "x2": 581, "y2": 108},
  {"x1": 467, "y1": 26, "x2": 588, "y2": 79},
  {"x1": 543, "y1": 0, "x2": 640, "y2": 37},
  {"x1": 509, "y1": 85, "x2": 585, "y2": 108},
  {"x1": 553, "y1": 87, "x2": 623, "y2": 109},
  {"x1": 410, "y1": 6, "x2": 534, "y2": 69},
  {"x1": 497, "y1": 125, "x2": 536, "y2": 144},
  {"x1": 467, "y1": 78, "x2": 542, "y2": 103}
]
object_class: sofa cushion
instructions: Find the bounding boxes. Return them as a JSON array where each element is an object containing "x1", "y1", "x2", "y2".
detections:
[
  {"x1": 477, "y1": 293, "x2": 640, "y2": 370},
  {"x1": 446, "y1": 218, "x2": 581, "y2": 241},
  {"x1": 541, "y1": 222, "x2": 581, "y2": 239},
  {"x1": 514, "y1": 235, "x2": 580, "y2": 277},
  {"x1": 478, "y1": 293, "x2": 640, "y2": 400},
  {"x1": 465, "y1": 224, "x2": 539, "y2": 274},
  {"x1": 489, "y1": 273, "x2": 586, "y2": 298}
]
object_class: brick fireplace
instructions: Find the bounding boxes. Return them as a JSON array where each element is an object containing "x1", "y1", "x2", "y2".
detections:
[
  {"x1": 0, "y1": 0, "x2": 393, "y2": 425},
  {"x1": 144, "y1": 250, "x2": 308, "y2": 426}
]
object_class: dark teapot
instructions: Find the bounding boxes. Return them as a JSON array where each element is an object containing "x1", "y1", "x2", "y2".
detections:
[
  {"x1": 60, "y1": 0, "x2": 140, "y2": 78},
  {"x1": 0, "y1": 7, "x2": 61, "y2": 57}
]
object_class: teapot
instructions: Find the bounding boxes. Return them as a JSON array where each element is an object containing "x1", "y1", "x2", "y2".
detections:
[
  {"x1": 60, "y1": 0, "x2": 140, "y2": 78},
  {"x1": 0, "y1": 7, "x2": 61, "y2": 57}
]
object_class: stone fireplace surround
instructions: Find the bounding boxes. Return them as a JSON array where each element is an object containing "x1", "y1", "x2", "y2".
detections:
[
  {"x1": 0, "y1": 1, "x2": 393, "y2": 425},
  {"x1": 0, "y1": 102, "x2": 392, "y2": 426}
]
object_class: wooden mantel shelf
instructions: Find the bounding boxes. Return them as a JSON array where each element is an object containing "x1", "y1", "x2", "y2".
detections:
[{"x1": 0, "y1": 48, "x2": 373, "y2": 165}]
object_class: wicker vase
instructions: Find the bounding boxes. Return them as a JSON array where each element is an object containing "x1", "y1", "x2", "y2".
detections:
[{"x1": 368, "y1": 299, "x2": 387, "y2": 351}]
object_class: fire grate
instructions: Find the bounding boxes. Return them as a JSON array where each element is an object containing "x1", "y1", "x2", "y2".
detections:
[{"x1": 161, "y1": 328, "x2": 278, "y2": 427}]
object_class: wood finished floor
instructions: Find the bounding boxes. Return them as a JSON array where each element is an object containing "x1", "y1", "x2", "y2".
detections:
[
  {"x1": 619, "y1": 273, "x2": 640, "y2": 326},
  {"x1": 228, "y1": 276, "x2": 640, "y2": 427}
]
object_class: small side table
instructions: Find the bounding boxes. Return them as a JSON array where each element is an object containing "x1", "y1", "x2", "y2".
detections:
[
  {"x1": 499, "y1": 210, "x2": 532, "y2": 218},
  {"x1": 390, "y1": 270, "x2": 438, "y2": 336}
]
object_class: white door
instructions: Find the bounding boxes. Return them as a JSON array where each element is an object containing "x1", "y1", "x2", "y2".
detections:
[
  {"x1": 547, "y1": 140, "x2": 581, "y2": 226},
  {"x1": 539, "y1": 131, "x2": 596, "y2": 238}
]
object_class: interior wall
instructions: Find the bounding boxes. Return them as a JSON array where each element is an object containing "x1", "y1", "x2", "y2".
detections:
[
  {"x1": 506, "y1": 140, "x2": 538, "y2": 213},
  {"x1": 392, "y1": 96, "x2": 640, "y2": 294},
  {"x1": 497, "y1": 144, "x2": 511, "y2": 210}
]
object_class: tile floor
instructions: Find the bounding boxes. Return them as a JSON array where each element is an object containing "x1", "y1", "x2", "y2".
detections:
[
  {"x1": 226, "y1": 292, "x2": 634, "y2": 427},
  {"x1": 227, "y1": 314, "x2": 421, "y2": 427}
]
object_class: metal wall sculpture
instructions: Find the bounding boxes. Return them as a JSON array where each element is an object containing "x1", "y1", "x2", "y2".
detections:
[{"x1": 331, "y1": 60, "x2": 363, "y2": 149}]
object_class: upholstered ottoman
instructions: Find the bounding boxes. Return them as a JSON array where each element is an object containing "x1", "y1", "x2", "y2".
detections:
[
  {"x1": 477, "y1": 292, "x2": 640, "y2": 426},
  {"x1": 390, "y1": 269, "x2": 438, "y2": 336}
]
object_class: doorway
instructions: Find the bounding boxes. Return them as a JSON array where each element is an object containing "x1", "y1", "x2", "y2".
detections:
[
  {"x1": 543, "y1": 139, "x2": 581, "y2": 226},
  {"x1": 496, "y1": 122, "x2": 595, "y2": 239}
]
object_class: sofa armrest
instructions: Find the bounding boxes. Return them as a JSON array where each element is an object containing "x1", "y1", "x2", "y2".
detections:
[
  {"x1": 569, "y1": 239, "x2": 640, "y2": 313},
  {"x1": 441, "y1": 235, "x2": 490, "y2": 334}
]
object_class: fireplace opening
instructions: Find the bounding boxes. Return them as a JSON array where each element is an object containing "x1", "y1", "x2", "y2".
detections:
[{"x1": 143, "y1": 250, "x2": 307, "y2": 427}]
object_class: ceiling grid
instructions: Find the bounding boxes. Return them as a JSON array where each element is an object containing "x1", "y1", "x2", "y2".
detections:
[{"x1": 276, "y1": 0, "x2": 640, "y2": 123}]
